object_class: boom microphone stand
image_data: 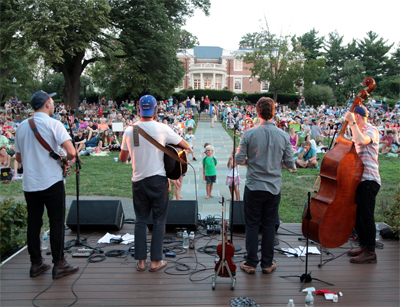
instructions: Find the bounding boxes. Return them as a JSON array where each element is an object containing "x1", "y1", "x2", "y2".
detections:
[
  {"x1": 279, "y1": 192, "x2": 333, "y2": 291},
  {"x1": 229, "y1": 124, "x2": 242, "y2": 252},
  {"x1": 64, "y1": 114, "x2": 100, "y2": 252}
]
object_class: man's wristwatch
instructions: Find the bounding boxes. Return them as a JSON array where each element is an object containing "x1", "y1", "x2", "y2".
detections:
[{"x1": 349, "y1": 121, "x2": 356, "y2": 126}]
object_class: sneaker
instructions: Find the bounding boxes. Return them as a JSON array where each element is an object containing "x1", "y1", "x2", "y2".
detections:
[
  {"x1": 347, "y1": 247, "x2": 364, "y2": 257},
  {"x1": 240, "y1": 261, "x2": 255, "y2": 274},
  {"x1": 262, "y1": 260, "x2": 276, "y2": 274},
  {"x1": 193, "y1": 157, "x2": 197, "y2": 161},
  {"x1": 52, "y1": 259, "x2": 79, "y2": 279},
  {"x1": 30, "y1": 259, "x2": 51, "y2": 277},
  {"x1": 350, "y1": 250, "x2": 377, "y2": 264}
]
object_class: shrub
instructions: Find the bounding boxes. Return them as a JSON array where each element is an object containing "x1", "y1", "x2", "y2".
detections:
[{"x1": 0, "y1": 198, "x2": 27, "y2": 261}]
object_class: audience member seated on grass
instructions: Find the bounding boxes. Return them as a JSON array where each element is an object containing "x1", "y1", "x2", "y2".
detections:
[
  {"x1": 380, "y1": 129, "x2": 395, "y2": 155},
  {"x1": 85, "y1": 135, "x2": 99, "y2": 148},
  {"x1": 289, "y1": 127, "x2": 299, "y2": 152},
  {"x1": 0, "y1": 147, "x2": 12, "y2": 172},
  {"x1": 73, "y1": 129, "x2": 87, "y2": 152},
  {"x1": 98, "y1": 118, "x2": 109, "y2": 132},
  {"x1": 98, "y1": 130, "x2": 120, "y2": 151},
  {"x1": 0, "y1": 134, "x2": 9, "y2": 150},
  {"x1": 226, "y1": 112, "x2": 236, "y2": 129},
  {"x1": 295, "y1": 140, "x2": 318, "y2": 169}
]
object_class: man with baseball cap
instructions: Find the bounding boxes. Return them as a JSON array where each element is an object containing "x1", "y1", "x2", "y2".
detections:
[
  {"x1": 14, "y1": 90, "x2": 79, "y2": 279},
  {"x1": 344, "y1": 105, "x2": 381, "y2": 264},
  {"x1": 119, "y1": 95, "x2": 193, "y2": 272}
]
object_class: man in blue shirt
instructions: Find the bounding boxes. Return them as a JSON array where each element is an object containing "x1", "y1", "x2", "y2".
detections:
[{"x1": 295, "y1": 140, "x2": 318, "y2": 168}]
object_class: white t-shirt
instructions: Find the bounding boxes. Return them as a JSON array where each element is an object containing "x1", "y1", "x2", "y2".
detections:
[
  {"x1": 121, "y1": 121, "x2": 183, "y2": 182},
  {"x1": 14, "y1": 112, "x2": 71, "y2": 192}
]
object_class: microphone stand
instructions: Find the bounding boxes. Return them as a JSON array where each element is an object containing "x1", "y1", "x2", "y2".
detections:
[
  {"x1": 229, "y1": 124, "x2": 242, "y2": 252},
  {"x1": 279, "y1": 192, "x2": 333, "y2": 291},
  {"x1": 64, "y1": 114, "x2": 100, "y2": 252}
]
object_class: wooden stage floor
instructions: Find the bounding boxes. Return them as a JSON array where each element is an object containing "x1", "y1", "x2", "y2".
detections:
[{"x1": 1, "y1": 223, "x2": 399, "y2": 307}]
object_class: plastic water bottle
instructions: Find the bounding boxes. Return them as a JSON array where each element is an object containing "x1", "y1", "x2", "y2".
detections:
[
  {"x1": 189, "y1": 231, "x2": 195, "y2": 249},
  {"x1": 287, "y1": 299, "x2": 295, "y2": 307},
  {"x1": 182, "y1": 230, "x2": 189, "y2": 249},
  {"x1": 333, "y1": 291, "x2": 338, "y2": 303},
  {"x1": 305, "y1": 291, "x2": 314, "y2": 306},
  {"x1": 42, "y1": 230, "x2": 49, "y2": 250}
]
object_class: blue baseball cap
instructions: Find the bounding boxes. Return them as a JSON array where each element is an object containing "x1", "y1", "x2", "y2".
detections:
[
  {"x1": 139, "y1": 95, "x2": 157, "y2": 117},
  {"x1": 30, "y1": 90, "x2": 57, "y2": 110},
  {"x1": 354, "y1": 106, "x2": 368, "y2": 118}
]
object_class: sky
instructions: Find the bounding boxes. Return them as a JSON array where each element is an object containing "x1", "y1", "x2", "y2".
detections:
[{"x1": 183, "y1": 0, "x2": 399, "y2": 52}]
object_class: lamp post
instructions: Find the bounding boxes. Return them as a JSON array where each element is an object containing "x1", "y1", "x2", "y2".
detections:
[
  {"x1": 13, "y1": 77, "x2": 17, "y2": 98},
  {"x1": 249, "y1": 77, "x2": 252, "y2": 94}
]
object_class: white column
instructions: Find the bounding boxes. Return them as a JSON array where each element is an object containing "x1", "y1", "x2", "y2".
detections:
[
  {"x1": 212, "y1": 73, "x2": 215, "y2": 89},
  {"x1": 200, "y1": 73, "x2": 204, "y2": 89},
  {"x1": 190, "y1": 73, "x2": 194, "y2": 89}
]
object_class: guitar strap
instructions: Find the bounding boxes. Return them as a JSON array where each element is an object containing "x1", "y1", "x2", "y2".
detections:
[
  {"x1": 133, "y1": 125, "x2": 187, "y2": 165},
  {"x1": 28, "y1": 117, "x2": 58, "y2": 158}
]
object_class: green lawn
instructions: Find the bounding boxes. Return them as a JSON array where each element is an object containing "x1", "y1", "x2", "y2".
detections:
[{"x1": 3, "y1": 117, "x2": 399, "y2": 224}]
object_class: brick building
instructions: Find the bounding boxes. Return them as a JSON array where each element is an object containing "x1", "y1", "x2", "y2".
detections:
[{"x1": 176, "y1": 46, "x2": 269, "y2": 94}]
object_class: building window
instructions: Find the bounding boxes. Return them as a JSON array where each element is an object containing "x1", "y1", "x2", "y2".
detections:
[
  {"x1": 234, "y1": 78, "x2": 242, "y2": 91},
  {"x1": 204, "y1": 78, "x2": 212, "y2": 89},
  {"x1": 261, "y1": 81, "x2": 269, "y2": 92},
  {"x1": 194, "y1": 78, "x2": 201, "y2": 89},
  {"x1": 234, "y1": 59, "x2": 243, "y2": 71}
]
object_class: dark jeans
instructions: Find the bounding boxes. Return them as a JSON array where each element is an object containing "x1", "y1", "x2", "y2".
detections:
[
  {"x1": 132, "y1": 175, "x2": 169, "y2": 261},
  {"x1": 243, "y1": 186, "x2": 280, "y2": 268},
  {"x1": 355, "y1": 180, "x2": 380, "y2": 251},
  {"x1": 85, "y1": 137, "x2": 98, "y2": 147},
  {"x1": 24, "y1": 181, "x2": 66, "y2": 265}
]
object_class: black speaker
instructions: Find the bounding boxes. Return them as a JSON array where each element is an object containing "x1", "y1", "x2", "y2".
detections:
[
  {"x1": 229, "y1": 200, "x2": 280, "y2": 232},
  {"x1": 147, "y1": 200, "x2": 198, "y2": 231},
  {"x1": 66, "y1": 200, "x2": 125, "y2": 231}
]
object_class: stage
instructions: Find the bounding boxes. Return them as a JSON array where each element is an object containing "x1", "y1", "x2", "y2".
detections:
[{"x1": 1, "y1": 223, "x2": 399, "y2": 307}]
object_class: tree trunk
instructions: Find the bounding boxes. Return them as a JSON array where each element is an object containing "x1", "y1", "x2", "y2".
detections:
[
  {"x1": 274, "y1": 89, "x2": 278, "y2": 102},
  {"x1": 60, "y1": 52, "x2": 85, "y2": 111}
]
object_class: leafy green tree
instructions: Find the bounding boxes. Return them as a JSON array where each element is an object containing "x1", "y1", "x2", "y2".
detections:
[
  {"x1": 239, "y1": 32, "x2": 260, "y2": 49},
  {"x1": 296, "y1": 28, "x2": 324, "y2": 62},
  {"x1": 41, "y1": 73, "x2": 66, "y2": 99},
  {"x1": 303, "y1": 58, "x2": 326, "y2": 89},
  {"x1": 178, "y1": 30, "x2": 200, "y2": 49},
  {"x1": 1, "y1": 0, "x2": 210, "y2": 109},
  {"x1": 242, "y1": 31, "x2": 304, "y2": 102},
  {"x1": 303, "y1": 84, "x2": 334, "y2": 106}
]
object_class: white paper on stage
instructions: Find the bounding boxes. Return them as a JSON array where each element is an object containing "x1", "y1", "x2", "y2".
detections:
[
  {"x1": 112, "y1": 122, "x2": 124, "y2": 132},
  {"x1": 281, "y1": 246, "x2": 321, "y2": 257}
]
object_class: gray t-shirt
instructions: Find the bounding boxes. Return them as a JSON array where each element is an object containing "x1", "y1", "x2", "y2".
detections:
[{"x1": 235, "y1": 121, "x2": 294, "y2": 194}]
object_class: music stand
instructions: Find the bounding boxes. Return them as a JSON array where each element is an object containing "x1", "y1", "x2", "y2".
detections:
[{"x1": 279, "y1": 192, "x2": 333, "y2": 291}]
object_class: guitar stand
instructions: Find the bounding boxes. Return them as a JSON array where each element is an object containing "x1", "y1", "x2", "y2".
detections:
[
  {"x1": 212, "y1": 196, "x2": 236, "y2": 291},
  {"x1": 279, "y1": 192, "x2": 334, "y2": 292}
]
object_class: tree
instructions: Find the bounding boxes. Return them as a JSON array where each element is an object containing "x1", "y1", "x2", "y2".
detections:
[
  {"x1": 296, "y1": 28, "x2": 324, "y2": 62},
  {"x1": 303, "y1": 84, "x2": 334, "y2": 106},
  {"x1": 1, "y1": 0, "x2": 210, "y2": 109},
  {"x1": 242, "y1": 31, "x2": 304, "y2": 102},
  {"x1": 178, "y1": 30, "x2": 200, "y2": 49},
  {"x1": 239, "y1": 32, "x2": 260, "y2": 49}
]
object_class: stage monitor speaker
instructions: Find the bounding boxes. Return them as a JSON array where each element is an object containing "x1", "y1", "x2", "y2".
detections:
[
  {"x1": 147, "y1": 200, "x2": 198, "y2": 231},
  {"x1": 66, "y1": 200, "x2": 125, "y2": 231},
  {"x1": 230, "y1": 200, "x2": 280, "y2": 233}
]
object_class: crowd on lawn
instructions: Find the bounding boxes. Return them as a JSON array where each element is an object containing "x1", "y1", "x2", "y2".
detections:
[{"x1": 1, "y1": 95, "x2": 399, "y2": 181}]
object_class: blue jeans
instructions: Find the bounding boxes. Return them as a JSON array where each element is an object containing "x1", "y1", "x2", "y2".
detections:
[
  {"x1": 85, "y1": 137, "x2": 98, "y2": 147},
  {"x1": 24, "y1": 181, "x2": 66, "y2": 264},
  {"x1": 355, "y1": 180, "x2": 380, "y2": 251},
  {"x1": 243, "y1": 186, "x2": 280, "y2": 268},
  {"x1": 132, "y1": 175, "x2": 169, "y2": 261}
]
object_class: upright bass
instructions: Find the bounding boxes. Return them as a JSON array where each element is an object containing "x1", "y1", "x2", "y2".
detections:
[{"x1": 302, "y1": 77, "x2": 376, "y2": 248}]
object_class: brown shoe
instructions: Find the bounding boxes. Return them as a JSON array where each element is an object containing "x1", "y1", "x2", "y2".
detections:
[
  {"x1": 347, "y1": 247, "x2": 364, "y2": 257},
  {"x1": 262, "y1": 260, "x2": 276, "y2": 274},
  {"x1": 52, "y1": 260, "x2": 79, "y2": 279},
  {"x1": 240, "y1": 261, "x2": 256, "y2": 274},
  {"x1": 30, "y1": 259, "x2": 51, "y2": 277},
  {"x1": 350, "y1": 250, "x2": 377, "y2": 264}
]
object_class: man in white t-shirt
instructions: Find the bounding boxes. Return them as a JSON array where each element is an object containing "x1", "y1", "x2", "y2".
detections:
[
  {"x1": 14, "y1": 90, "x2": 79, "y2": 279},
  {"x1": 119, "y1": 95, "x2": 193, "y2": 272}
]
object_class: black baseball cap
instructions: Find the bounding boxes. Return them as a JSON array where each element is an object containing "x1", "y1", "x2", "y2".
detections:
[{"x1": 30, "y1": 90, "x2": 57, "y2": 110}]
